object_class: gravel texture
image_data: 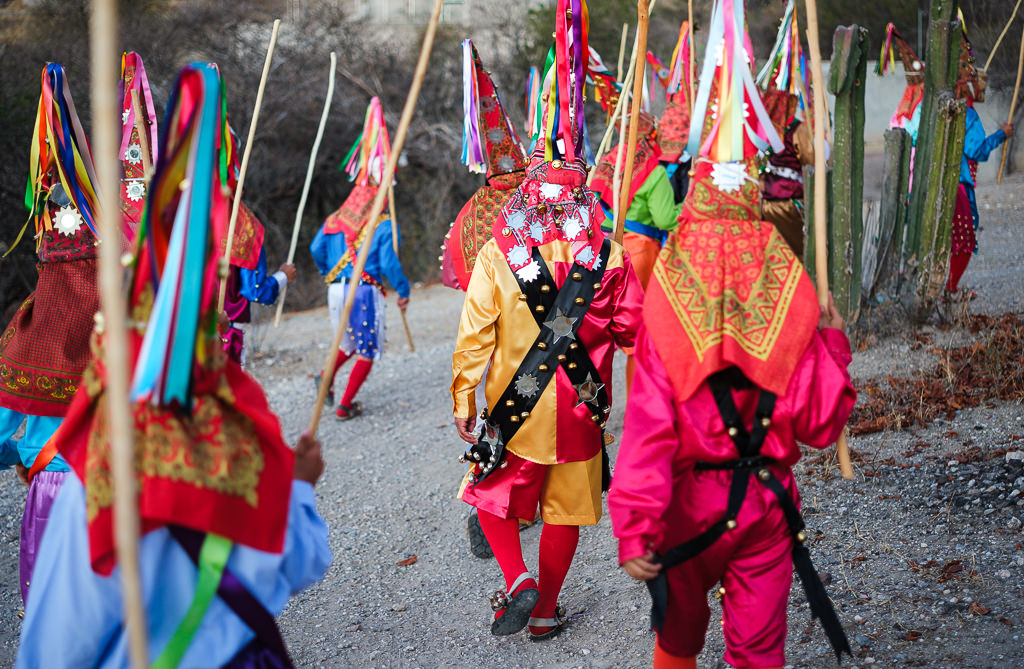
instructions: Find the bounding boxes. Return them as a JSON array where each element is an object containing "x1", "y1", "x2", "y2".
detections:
[{"x1": 0, "y1": 175, "x2": 1022, "y2": 667}]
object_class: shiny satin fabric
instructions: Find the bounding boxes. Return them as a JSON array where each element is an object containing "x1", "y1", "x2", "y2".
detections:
[
  {"x1": 608, "y1": 325, "x2": 856, "y2": 565},
  {"x1": 451, "y1": 238, "x2": 643, "y2": 465}
]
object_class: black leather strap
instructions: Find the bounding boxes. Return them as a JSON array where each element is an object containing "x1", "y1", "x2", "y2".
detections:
[
  {"x1": 644, "y1": 372, "x2": 850, "y2": 662},
  {"x1": 485, "y1": 239, "x2": 612, "y2": 449}
]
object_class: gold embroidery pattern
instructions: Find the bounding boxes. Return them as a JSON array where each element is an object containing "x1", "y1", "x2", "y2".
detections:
[{"x1": 654, "y1": 219, "x2": 803, "y2": 362}]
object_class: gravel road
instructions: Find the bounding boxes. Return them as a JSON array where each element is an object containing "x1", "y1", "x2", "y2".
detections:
[{"x1": 0, "y1": 175, "x2": 1022, "y2": 668}]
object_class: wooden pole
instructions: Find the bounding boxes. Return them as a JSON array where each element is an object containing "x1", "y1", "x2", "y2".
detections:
[
  {"x1": 617, "y1": 22, "x2": 629, "y2": 81},
  {"x1": 89, "y1": 1, "x2": 148, "y2": 666},
  {"x1": 611, "y1": 80, "x2": 630, "y2": 227},
  {"x1": 387, "y1": 183, "x2": 415, "y2": 352},
  {"x1": 983, "y1": 0, "x2": 1023, "y2": 72},
  {"x1": 613, "y1": 0, "x2": 650, "y2": 245},
  {"x1": 997, "y1": 21, "x2": 1024, "y2": 184},
  {"x1": 218, "y1": 19, "x2": 281, "y2": 313},
  {"x1": 687, "y1": 0, "x2": 695, "y2": 113},
  {"x1": 310, "y1": 0, "x2": 444, "y2": 433},
  {"x1": 274, "y1": 51, "x2": 337, "y2": 328},
  {"x1": 129, "y1": 88, "x2": 153, "y2": 177},
  {"x1": 804, "y1": 0, "x2": 853, "y2": 480},
  {"x1": 587, "y1": 0, "x2": 658, "y2": 180}
]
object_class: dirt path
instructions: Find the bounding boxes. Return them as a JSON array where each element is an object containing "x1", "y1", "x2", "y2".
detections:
[{"x1": 0, "y1": 175, "x2": 1022, "y2": 668}]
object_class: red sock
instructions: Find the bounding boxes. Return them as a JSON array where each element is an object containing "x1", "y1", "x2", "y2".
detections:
[
  {"x1": 653, "y1": 637, "x2": 697, "y2": 669},
  {"x1": 328, "y1": 350, "x2": 351, "y2": 385},
  {"x1": 340, "y1": 358, "x2": 372, "y2": 407},
  {"x1": 477, "y1": 509, "x2": 530, "y2": 592},
  {"x1": 947, "y1": 253, "x2": 971, "y2": 292},
  {"x1": 531, "y1": 522, "x2": 579, "y2": 624}
]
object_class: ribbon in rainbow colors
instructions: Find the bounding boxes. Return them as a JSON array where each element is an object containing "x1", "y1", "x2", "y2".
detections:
[
  {"x1": 342, "y1": 97, "x2": 392, "y2": 186},
  {"x1": 131, "y1": 63, "x2": 231, "y2": 411},
  {"x1": 688, "y1": 0, "x2": 783, "y2": 163},
  {"x1": 21, "y1": 64, "x2": 101, "y2": 248},
  {"x1": 756, "y1": 0, "x2": 811, "y2": 113}
]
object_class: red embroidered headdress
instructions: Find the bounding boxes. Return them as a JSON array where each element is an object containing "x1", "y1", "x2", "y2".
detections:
[
  {"x1": 644, "y1": 0, "x2": 818, "y2": 402},
  {"x1": 492, "y1": 0, "x2": 605, "y2": 282},
  {"x1": 0, "y1": 64, "x2": 104, "y2": 417},
  {"x1": 443, "y1": 40, "x2": 529, "y2": 290},
  {"x1": 53, "y1": 63, "x2": 293, "y2": 576}
]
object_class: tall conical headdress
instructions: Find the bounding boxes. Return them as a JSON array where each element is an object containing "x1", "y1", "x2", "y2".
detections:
[
  {"x1": 461, "y1": 39, "x2": 528, "y2": 187},
  {"x1": 53, "y1": 63, "x2": 293, "y2": 576},
  {"x1": 119, "y1": 51, "x2": 158, "y2": 240},
  {"x1": 443, "y1": 41, "x2": 529, "y2": 291},
  {"x1": 876, "y1": 22, "x2": 925, "y2": 127},
  {"x1": 325, "y1": 98, "x2": 393, "y2": 238},
  {"x1": 659, "y1": 20, "x2": 695, "y2": 161},
  {"x1": 756, "y1": 0, "x2": 808, "y2": 134},
  {"x1": 644, "y1": 0, "x2": 817, "y2": 404},
  {"x1": 492, "y1": 0, "x2": 605, "y2": 282}
]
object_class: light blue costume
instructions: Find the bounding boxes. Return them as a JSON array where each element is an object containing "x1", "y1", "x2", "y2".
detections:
[{"x1": 17, "y1": 477, "x2": 331, "y2": 668}]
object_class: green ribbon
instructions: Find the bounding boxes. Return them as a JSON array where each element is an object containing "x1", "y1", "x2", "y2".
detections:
[{"x1": 152, "y1": 533, "x2": 233, "y2": 669}]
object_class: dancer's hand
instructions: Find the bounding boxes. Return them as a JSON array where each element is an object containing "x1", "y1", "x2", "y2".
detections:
[
  {"x1": 294, "y1": 431, "x2": 325, "y2": 486},
  {"x1": 1002, "y1": 123, "x2": 1014, "y2": 138},
  {"x1": 278, "y1": 263, "x2": 297, "y2": 283},
  {"x1": 818, "y1": 292, "x2": 844, "y2": 331},
  {"x1": 455, "y1": 416, "x2": 477, "y2": 444},
  {"x1": 622, "y1": 552, "x2": 661, "y2": 581},
  {"x1": 397, "y1": 297, "x2": 410, "y2": 311}
]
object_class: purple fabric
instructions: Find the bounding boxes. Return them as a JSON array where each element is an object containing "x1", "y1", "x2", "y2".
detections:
[
  {"x1": 222, "y1": 639, "x2": 293, "y2": 669},
  {"x1": 20, "y1": 469, "x2": 68, "y2": 605}
]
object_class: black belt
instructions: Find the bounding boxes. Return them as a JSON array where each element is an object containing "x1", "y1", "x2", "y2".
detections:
[{"x1": 645, "y1": 373, "x2": 851, "y2": 663}]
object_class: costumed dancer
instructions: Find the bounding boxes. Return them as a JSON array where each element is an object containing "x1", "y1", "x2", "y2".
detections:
[
  {"x1": 212, "y1": 89, "x2": 296, "y2": 364},
  {"x1": 0, "y1": 64, "x2": 106, "y2": 606},
  {"x1": 656, "y1": 20, "x2": 696, "y2": 202},
  {"x1": 756, "y1": 0, "x2": 816, "y2": 259},
  {"x1": 607, "y1": 1, "x2": 855, "y2": 666},
  {"x1": 441, "y1": 39, "x2": 529, "y2": 291},
  {"x1": 311, "y1": 97, "x2": 410, "y2": 420},
  {"x1": 906, "y1": 19, "x2": 1013, "y2": 299},
  {"x1": 440, "y1": 40, "x2": 534, "y2": 560},
  {"x1": 877, "y1": 23, "x2": 925, "y2": 130},
  {"x1": 220, "y1": 201, "x2": 296, "y2": 365},
  {"x1": 451, "y1": 0, "x2": 643, "y2": 640},
  {"x1": 945, "y1": 23, "x2": 1012, "y2": 299},
  {"x1": 17, "y1": 63, "x2": 331, "y2": 667}
]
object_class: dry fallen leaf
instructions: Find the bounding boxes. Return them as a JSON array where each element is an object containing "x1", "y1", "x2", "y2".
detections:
[
  {"x1": 395, "y1": 555, "x2": 418, "y2": 566},
  {"x1": 967, "y1": 602, "x2": 991, "y2": 616}
]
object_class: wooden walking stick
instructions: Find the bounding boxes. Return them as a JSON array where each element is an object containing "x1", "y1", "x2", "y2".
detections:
[
  {"x1": 217, "y1": 18, "x2": 281, "y2": 313},
  {"x1": 274, "y1": 51, "x2": 337, "y2": 328},
  {"x1": 309, "y1": 0, "x2": 445, "y2": 433},
  {"x1": 129, "y1": 88, "x2": 153, "y2": 177},
  {"x1": 89, "y1": 1, "x2": 148, "y2": 666},
  {"x1": 617, "y1": 22, "x2": 629, "y2": 81},
  {"x1": 984, "y1": 0, "x2": 1024, "y2": 72},
  {"x1": 613, "y1": 0, "x2": 650, "y2": 245},
  {"x1": 997, "y1": 20, "x2": 1024, "y2": 185},
  {"x1": 387, "y1": 183, "x2": 415, "y2": 352},
  {"x1": 804, "y1": 0, "x2": 854, "y2": 480}
]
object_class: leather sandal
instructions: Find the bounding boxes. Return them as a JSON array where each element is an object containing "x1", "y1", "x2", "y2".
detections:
[
  {"x1": 489, "y1": 573, "x2": 539, "y2": 636},
  {"x1": 313, "y1": 372, "x2": 334, "y2": 406},
  {"x1": 528, "y1": 603, "x2": 568, "y2": 641},
  {"x1": 335, "y1": 401, "x2": 363, "y2": 421}
]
